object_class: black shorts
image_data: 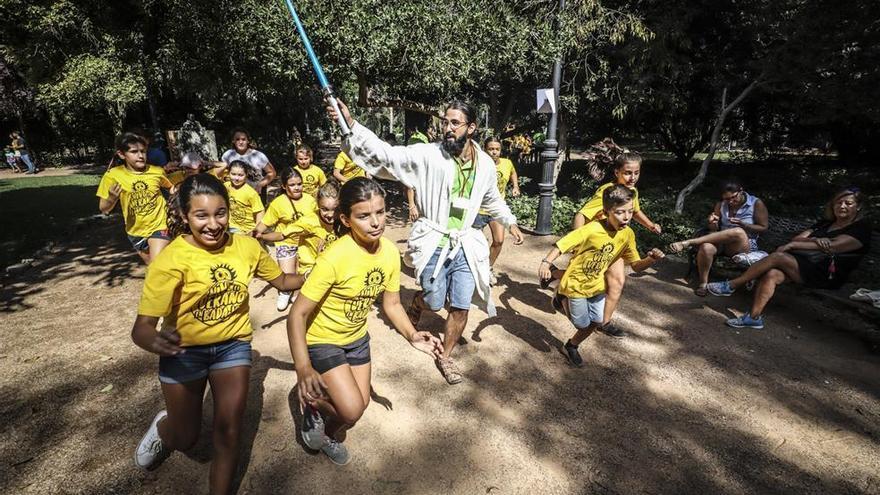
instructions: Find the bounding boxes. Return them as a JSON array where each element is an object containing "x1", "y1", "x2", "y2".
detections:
[{"x1": 307, "y1": 334, "x2": 371, "y2": 374}]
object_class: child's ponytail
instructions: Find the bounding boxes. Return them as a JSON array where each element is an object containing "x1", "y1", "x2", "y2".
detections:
[{"x1": 584, "y1": 137, "x2": 629, "y2": 180}]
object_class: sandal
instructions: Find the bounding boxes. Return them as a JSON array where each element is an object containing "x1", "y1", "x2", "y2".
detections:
[
  {"x1": 667, "y1": 241, "x2": 689, "y2": 254},
  {"x1": 406, "y1": 291, "x2": 424, "y2": 328},
  {"x1": 694, "y1": 286, "x2": 708, "y2": 297},
  {"x1": 437, "y1": 357, "x2": 463, "y2": 385}
]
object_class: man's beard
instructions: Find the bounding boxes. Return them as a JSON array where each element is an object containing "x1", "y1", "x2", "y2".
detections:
[{"x1": 442, "y1": 132, "x2": 469, "y2": 156}]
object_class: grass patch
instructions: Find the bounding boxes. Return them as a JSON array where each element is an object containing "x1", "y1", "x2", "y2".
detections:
[{"x1": 0, "y1": 173, "x2": 103, "y2": 268}]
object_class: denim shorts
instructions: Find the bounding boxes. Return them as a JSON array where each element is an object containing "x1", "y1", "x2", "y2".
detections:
[
  {"x1": 420, "y1": 248, "x2": 476, "y2": 311},
  {"x1": 472, "y1": 213, "x2": 492, "y2": 230},
  {"x1": 747, "y1": 238, "x2": 759, "y2": 252},
  {"x1": 159, "y1": 339, "x2": 252, "y2": 384},
  {"x1": 127, "y1": 229, "x2": 171, "y2": 252},
  {"x1": 307, "y1": 334, "x2": 371, "y2": 374},
  {"x1": 559, "y1": 293, "x2": 606, "y2": 329},
  {"x1": 276, "y1": 245, "x2": 298, "y2": 260}
]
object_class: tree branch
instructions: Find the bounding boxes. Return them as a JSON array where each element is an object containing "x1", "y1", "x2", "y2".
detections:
[{"x1": 356, "y1": 73, "x2": 441, "y2": 118}]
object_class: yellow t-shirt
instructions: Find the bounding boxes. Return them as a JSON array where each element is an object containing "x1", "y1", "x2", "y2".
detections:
[
  {"x1": 479, "y1": 158, "x2": 517, "y2": 215},
  {"x1": 578, "y1": 182, "x2": 641, "y2": 222},
  {"x1": 96, "y1": 165, "x2": 172, "y2": 237},
  {"x1": 137, "y1": 234, "x2": 283, "y2": 346},
  {"x1": 556, "y1": 221, "x2": 641, "y2": 299},
  {"x1": 166, "y1": 170, "x2": 187, "y2": 186},
  {"x1": 297, "y1": 165, "x2": 327, "y2": 197},
  {"x1": 226, "y1": 182, "x2": 264, "y2": 233},
  {"x1": 300, "y1": 235, "x2": 401, "y2": 346},
  {"x1": 333, "y1": 151, "x2": 366, "y2": 181},
  {"x1": 261, "y1": 194, "x2": 318, "y2": 247},
  {"x1": 283, "y1": 215, "x2": 339, "y2": 274}
]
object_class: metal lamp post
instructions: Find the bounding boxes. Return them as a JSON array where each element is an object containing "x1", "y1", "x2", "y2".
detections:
[{"x1": 535, "y1": 0, "x2": 565, "y2": 235}]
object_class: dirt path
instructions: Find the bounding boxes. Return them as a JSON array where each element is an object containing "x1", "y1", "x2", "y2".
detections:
[{"x1": 1, "y1": 217, "x2": 878, "y2": 494}]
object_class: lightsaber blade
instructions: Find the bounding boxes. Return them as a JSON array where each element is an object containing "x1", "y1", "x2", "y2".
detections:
[{"x1": 282, "y1": 0, "x2": 351, "y2": 136}]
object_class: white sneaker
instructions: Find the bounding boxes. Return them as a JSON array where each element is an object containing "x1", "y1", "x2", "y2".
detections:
[
  {"x1": 276, "y1": 291, "x2": 292, "y2": 311},
  {"x1": 134, "y1": 410, "x2": 170, "y2": 471}
]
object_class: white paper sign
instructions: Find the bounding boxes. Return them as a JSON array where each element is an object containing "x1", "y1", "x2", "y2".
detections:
[{"x1": 536, "y1": 88, "x2": 556, "y2": 114}]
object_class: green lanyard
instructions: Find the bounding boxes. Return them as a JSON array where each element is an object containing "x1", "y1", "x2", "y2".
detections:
[{"x1": 454, "y1": 158, "x2": 475, "y2": 199}]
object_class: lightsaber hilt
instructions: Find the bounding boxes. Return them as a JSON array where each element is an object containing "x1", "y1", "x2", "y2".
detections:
[{"x1": 282, "y1": 0, "x2": 351, "y2": 136}]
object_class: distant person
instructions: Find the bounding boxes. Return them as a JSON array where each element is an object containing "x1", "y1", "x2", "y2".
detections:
[
  {"x1": 707, "y1": 187, "x2": 871, "y2": 329},
  {"x1": 221, "y1": 128, "x2": 277, "y2": 197},
  {"x1": 539, "y1": 185, "x2": 665, "y2": 367},
  {"x1": 668, "y1": 181, "x2": 769, "y2": 296},
  {"x1": 472, "y1": 136, "x2": 521, "y2": 285},
  {"x1": 147, "y1": 132, "x2": 169, "y2": 167},
  {"x1": 10, "y1": 131, "x2": 36, "y2": 174},
  {"x1": 294, "y1": 144, "x2": 327, "y2": 197},
  {"x1": 4, "y1": 147, "x2": 22, "y2": 173},
  {"x1": 332, "y1": 151, "x2": 369, "y2": 184},
  {"x1": 96, "y1": 132, "x2": 174, "y2": 264},
  {"x1": 224, "y1": 160, "x2": 265, "y2": 236},
  {"x1": 131, "y1": 174, "x2": 304, "y2": 493}
]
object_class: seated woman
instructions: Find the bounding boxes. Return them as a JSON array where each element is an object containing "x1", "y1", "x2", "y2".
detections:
[
  {"x1": 706, "y1": 187, "x2": 871, "y2": 329},
  {"x1": 668, "y1": 181, "x2": 768, "y2": 296}
]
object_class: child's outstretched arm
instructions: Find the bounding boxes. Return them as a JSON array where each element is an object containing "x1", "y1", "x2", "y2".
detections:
[
  {"x1": 629, "y1": 248, "x2": 665, "y2": 272},
  {"x1": 382, "y1": 291, "x2": 444, "y2": 358},
  {"x1": 266, "y1": 272, "x2": 306, "y2": 292},
  {"x1": 287, "y1": 295, "x2": 327, "y2": 406},
  {"x1": 633, "y1": 210, "x2": 662, "y2": 234},
  {"x1": 131, "y1": 315, "x2": 184, "y2": 356},
  {"x1": 538, "y1": 247, "x2": 563, "y2": 281},
  {"x1": 98, "y1": 183, "x2": 122, "y2": 214}
]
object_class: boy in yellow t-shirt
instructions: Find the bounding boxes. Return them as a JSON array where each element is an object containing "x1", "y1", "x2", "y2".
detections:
[
  {"x1": 130, "y1": 173, "x2": 304, "y2": 487},
  {"x1": 295, "y1": 145, "x2": 327, "y2": 197},
  {"x1": 332, "y1": 151, "x2": 368, "y2": 183},
  {"x1": 97, "y1": 132, "x2": 174, "y2": 264},
  {"x1": 287, "y1": 178, "x2": 443, "y2": 466},
  {"x1": 224, "y1": 160, "x2": 264, "y2": 235},
  {"x1": 255, "y1": 167, "x2": 319, "y2": 311},
  {"x1": 539, "y1": 184, "x2": 664, "y2": 367}
]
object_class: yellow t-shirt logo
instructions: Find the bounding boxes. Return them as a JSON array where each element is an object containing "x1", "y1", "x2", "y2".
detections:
[
  {"x1": 128, "y1": 180, "x2": 160, "y2": 217},
  {"x1": 582, "y1": 242, "x2": 616, "y2": 280},
  {"x1": 344, "y1": 267, "x2": 386, "y2": 323},
  {"x1": 192, "y1": 264, "x2": 249, "y2": 324}
]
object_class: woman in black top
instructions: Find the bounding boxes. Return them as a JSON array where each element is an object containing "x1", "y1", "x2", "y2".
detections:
[{"x1": 706, "y1": 187, "x2": 871, "y2": 328}]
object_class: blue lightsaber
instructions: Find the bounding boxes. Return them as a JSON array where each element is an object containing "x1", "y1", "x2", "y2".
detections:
[{"x1": 282, "y1": 0, "x2": 351, "y2": 136}]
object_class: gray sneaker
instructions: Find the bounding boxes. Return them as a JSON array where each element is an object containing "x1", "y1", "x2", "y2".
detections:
[
  {"x1": 134, "y1": 410, "x2": 171, "y2": 471},
  {"x1": 321, "y1": 438, "x2": 351, "y2": 465},
  {"x1": 301, "y1": 406, "x2": 326, "y2": 450}
]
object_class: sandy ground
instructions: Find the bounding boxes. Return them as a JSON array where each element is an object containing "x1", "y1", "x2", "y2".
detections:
[{"x1": 1, "y1": 215, "x2": 878, "y2": 495}]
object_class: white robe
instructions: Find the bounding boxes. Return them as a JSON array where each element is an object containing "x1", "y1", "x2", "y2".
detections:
[{"x1": 344, "y1": 122, "x2": 518, "y2": 317}]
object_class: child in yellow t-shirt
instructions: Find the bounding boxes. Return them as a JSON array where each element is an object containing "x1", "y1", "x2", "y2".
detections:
[
  {"x1": 96, "y1": 132, "x2": 174, "y2": 264},
  {"x1": 331, "y1": 151, "x2": 369, "y2": 183},
  {"x1": 224, "y1": 160, "x2": 264, "y2": 235},
  {"x1": 255, "y1": 167, "x2": 319, "y2": 311},
  {"x1": 539, "y1": 184, "x2": 664, "y2": 367},
  {"x1": 287, "y1": 177, "x2": 443, "y2": 466},
  {"x1": 130, "y1": 174, "x2": 304, "y2": 489},
  {"x1": 556, "y1": 151, "x2": 662, "y2": 335},
  {"x1": 260, "y1": 181, "x2": 339, "y2": 275},
  {"x1": 472, "y1": 136, "x2": 522, "y2": 284},
  {"x1": 295, "y1": 145, "x2": 327, "y2": 197}
]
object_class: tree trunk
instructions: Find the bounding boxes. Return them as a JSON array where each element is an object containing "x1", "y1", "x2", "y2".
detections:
[
  {"x1": 357, "y1": 73, "x2": 440, "y2": 117},
  {"x1": 552, "y1": 114, "x2": 568, "y2": 183},
  {"x1": 674, "y1": 80, "x2": 760, "y2": 213}
]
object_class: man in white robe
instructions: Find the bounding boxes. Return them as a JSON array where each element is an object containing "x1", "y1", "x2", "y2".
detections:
[{"x1": 328, "y1": 99, "x2": 524, "y2": 384}]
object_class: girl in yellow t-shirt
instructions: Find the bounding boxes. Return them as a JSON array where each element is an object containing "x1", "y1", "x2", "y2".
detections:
[
  {"x1": 472, "y1": 136, "x2": 521, "y2": 284},
  {"x1": 287, "y1": 177, "x2": 443, "y2": 466},
  {"x1": 130, "y1": 174, "x2": 304, "y2": 491},
  {"x1": 96, "y1": 132, "x2": 174, "y2": 264},
  {"x1": 255, "y1": 167, "x2": 319, "y2": 311},
  {"x1": 260, "y1": 181, "x2": 340, "y2": 275},
  {"x1": 224, "y1": 160, "x2": 264, "y2": 235},
  {"x1": 294, "y1": 144, "x2": 327, "y2": 197},
  {"x1": 551, "y1": 151, "x2": 662, "y2": 337}
]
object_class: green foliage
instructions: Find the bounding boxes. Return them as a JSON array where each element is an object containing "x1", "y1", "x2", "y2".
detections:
[{"x1": 508, "y1": 194, "x2": 581, "y2": 236}]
